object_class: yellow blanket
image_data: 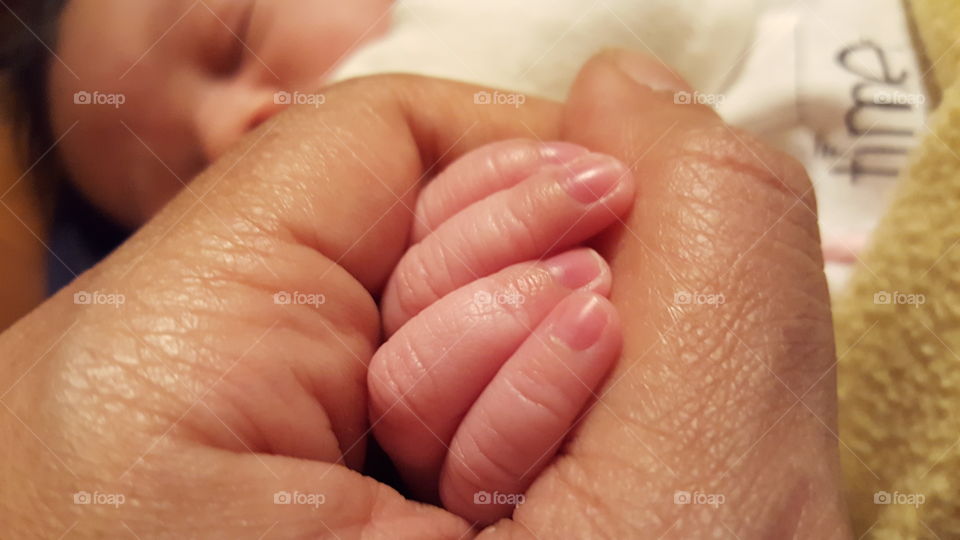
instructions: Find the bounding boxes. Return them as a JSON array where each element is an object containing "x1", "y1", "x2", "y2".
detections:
[{"x1": 837, "y1": 1, "x2": 960, "y2": 537}]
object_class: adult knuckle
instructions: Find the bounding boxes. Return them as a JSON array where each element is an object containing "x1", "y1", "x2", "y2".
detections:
[{"x1": 673, "y1": 125, "x2": 816, "y2": 216}]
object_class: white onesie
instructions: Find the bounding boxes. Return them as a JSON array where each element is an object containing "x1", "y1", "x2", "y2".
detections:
[
  {"x1": 330, "y1": 0, "x2": 928, "y2": 293},
  {"x1": 330, "y1": 0, "x2": 761, "y2": 99}
]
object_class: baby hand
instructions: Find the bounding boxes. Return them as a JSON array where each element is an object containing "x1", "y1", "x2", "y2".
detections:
[{"x1": 369, "y1": 140, "x2": 634, "y2": 524}]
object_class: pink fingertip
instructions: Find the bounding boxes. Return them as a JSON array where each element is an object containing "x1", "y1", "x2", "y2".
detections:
[
  {"x1": 544, "y1": 249, "x2": 606, "y2": 290},
  {"x1": 540, "y1": 141, "x2": 590, "y2": 164},
  {"x1": 562, "y1": 154, "x2": 629, "y2": 204},
  {"x1": 550, "y1": 294, "x2": 608, "y2": 351}
]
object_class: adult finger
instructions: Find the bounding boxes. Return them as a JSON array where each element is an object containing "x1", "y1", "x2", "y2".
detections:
[{"x1": 485, "y1": 50, "x2": 851, "y2": 539}]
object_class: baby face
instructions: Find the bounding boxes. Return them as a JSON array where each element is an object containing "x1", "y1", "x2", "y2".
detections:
[{"x1": 48, "y1": 0, "x2": 392, "y2": 226}]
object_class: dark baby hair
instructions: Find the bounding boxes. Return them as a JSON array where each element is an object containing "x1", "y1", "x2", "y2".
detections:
[{"x1": 1, "y1": 0, "x2": 68, "y2": 188}]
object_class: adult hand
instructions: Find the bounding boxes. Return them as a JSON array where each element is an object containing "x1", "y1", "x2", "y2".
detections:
[
  {"x1": 0, "y1": 51, "x2": 852, "y2": 539},
  {"x1": 0, "y1": 75, "x2": 558, "y2": 538},
  {"x1": 479, "y1": 51, "x2": 852, "y2": 538}
]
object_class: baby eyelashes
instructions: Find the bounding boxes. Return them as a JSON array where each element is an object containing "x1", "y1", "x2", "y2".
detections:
[{"x1": 370, "y1": 139, "x2": 632, "y2": 524}]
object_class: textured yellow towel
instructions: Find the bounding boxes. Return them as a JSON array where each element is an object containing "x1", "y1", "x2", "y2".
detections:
[{"x1": 837, "y1": 1, "x2": 960, "y2": 537}]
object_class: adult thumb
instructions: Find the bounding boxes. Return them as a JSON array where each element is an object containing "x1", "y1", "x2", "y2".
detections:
[{"x1": 490, "y1": 51, "x2": 852, "y2": 539}]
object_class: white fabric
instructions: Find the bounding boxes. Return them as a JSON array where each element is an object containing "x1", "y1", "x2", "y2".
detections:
[
  {"x1": 718, "y1": 0, "x2": 927, "y2": 292},
  {"x1": 332, "y1": 0, "x2": 927, "y2": 293},
  {"x1": 331, "y1": 0, "x2": 761, "y2": 99}
]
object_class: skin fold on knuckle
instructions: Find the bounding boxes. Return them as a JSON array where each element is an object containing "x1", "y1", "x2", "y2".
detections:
[
  {"x1": 415, "y1": 138, "x2": 541, "y2": 237},
  {"x1": 445, "y1": 425, "x2": 524, "y2": 503},
  {"x1": 670, "y1": 125, "x2": 817, "y2": 210},
  {"x1": 368, "y1": 331, "x2": 433, "y2": 425},
  {"x1": 389, "y1": 242, "x2": 452, "y2": 326},
  {"x1": 480, "y1": 266, "x2": 557, "y2": 329},
  {"x1": 498, "y1": 182, "x2": 555, "y2": 254},
  {"x1": 477, "y1": 377, "x2": 564, "y2": 479}
]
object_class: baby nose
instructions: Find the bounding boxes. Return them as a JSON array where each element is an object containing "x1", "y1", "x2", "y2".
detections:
[{"x1": 195, "y1": 87, "x2": 288, "y2": 164}]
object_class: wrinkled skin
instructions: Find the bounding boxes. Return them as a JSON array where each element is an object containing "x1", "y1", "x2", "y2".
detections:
[{"x1": 0, "y1": 51, "x2": 852, "y2": 538}]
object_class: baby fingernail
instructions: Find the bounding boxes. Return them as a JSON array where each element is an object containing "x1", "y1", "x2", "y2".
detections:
[
  {"x1": 540, "y1": 142, "x2": 589, "y2": 164},
  {"x1": 550, "y1": 294, "x2": 607, "y2": 351},
  {"x1": 545, "y1": 248, "x2": 606, "y2": 290},
  {"x1": 562, "y1": 154, "x2": 630, "y2": 204}
]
